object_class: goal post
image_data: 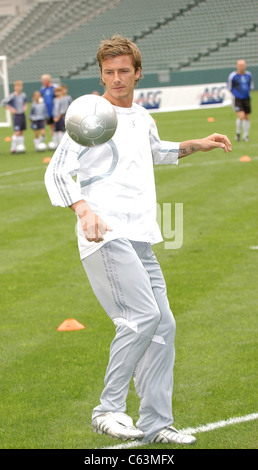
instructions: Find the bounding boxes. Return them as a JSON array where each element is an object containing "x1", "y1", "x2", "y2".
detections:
[{"x1": 0, "y1": 56, "x2": 11, "y2": 127}]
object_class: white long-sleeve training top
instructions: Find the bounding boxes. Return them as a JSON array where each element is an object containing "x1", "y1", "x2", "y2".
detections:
[{"x1": 45, "y1": 102, "x2": 180, "y2": 259}]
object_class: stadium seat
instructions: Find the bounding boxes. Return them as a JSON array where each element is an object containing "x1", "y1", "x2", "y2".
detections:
[{"x1": 1, "y1": 0, "x2": 257, "y2": 82}]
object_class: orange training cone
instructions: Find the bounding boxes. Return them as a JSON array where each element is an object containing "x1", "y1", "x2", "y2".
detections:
[
  {"x1": 43, "y1": 157, "x2": 51, "y2": 163},
  {"x1": 207, "y1": 117, "x2": 214, "y2": 122},
  {"x1": 57, "y1": 318, "x2": 85, "y2": 331},
  {"x1": 240, "y1": 155, "x2": 251, "y2": 162}
]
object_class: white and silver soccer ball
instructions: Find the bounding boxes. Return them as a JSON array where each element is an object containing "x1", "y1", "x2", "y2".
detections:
[
  {"x1": 16, "y1": 144, "x2": 26, "y2": 153},
  {"x1": 65, "y1": 94, "x2": 117, "y2": 147},
  {"x1": 37, "y1": 142, "x2": 47, "y2": 152}
]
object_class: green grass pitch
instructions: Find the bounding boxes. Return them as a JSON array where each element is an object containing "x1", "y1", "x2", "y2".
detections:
[{"x1": 0, "y1": 93, "x2": 257, "y2": 450}]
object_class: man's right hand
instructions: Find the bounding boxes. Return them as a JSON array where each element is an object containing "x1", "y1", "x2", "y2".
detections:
[{"x1": 70, "y1": 200, "x2": 112, "y2": 243}]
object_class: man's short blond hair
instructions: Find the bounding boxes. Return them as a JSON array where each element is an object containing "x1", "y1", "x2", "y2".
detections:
[
  {"x1": 97, "y1": 35, "x2": 143, "y2": 85},
  {"x1": 41, "y1": 73, "x2": 52, "y2": 82}
]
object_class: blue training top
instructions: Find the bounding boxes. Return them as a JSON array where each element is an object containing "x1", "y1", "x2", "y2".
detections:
[
  {"x1": 40, "y1": 85, "x2": 57, "y2": 118},
  {"x1": 227, "y1": 71, "x2": 254, "y2": 100}
]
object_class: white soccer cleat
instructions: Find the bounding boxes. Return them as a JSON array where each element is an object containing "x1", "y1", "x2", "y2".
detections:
[
  {"x1": 151, "y1": 425, "x2": 196, "y2": 445},
  {"x1": 36, "y1": 142, "x2": 47, "y2": 152},
  {"x1": 47, "y1": 141, "x2": 57, "y2": 150},
  {"x1": 92, "y1": 412, "x2": 144, "y2": 441},
  {"x1": 16, "y1": 144, "x2": 26, "y2": 153}
]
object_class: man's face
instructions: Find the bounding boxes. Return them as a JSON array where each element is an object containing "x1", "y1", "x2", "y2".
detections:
[
  {"x1": 237, "y1": 60, "x2": 246, "y2": 75},
  {"x1": 101, "y1": 55, "x2": 141, "y2": 107},
  {"x1": 41, "y1": 76, "x2": 50, "y2": 87}
]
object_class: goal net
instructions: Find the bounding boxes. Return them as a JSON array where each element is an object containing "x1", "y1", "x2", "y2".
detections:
[{"x1": 0, "y1": 56, "x2": 11, "y2": 127}]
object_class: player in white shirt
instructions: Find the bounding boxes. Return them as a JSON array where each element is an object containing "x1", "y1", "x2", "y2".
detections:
[{"x1": 45, "y1": 35, "x2": 232, "y2": 444}]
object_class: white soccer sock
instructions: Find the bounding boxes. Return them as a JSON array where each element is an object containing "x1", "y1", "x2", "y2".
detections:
[
  {"x1": 53, "y1": 132, "x2": 58, "y2": 144},
  {"x1": 34, "y1": 138, "x2": 40, "y2": 149},
  {"x1": 243, "y1": 120, "x2": 250, "y2": 139},
  {"x1": 236, "y1": 118, "x2": 242, "y2": 135},
  {"x1": 11, "y1": 135, "x2": 17, "y2": 151},
  {"x1": 58, "y1": 131, "x2": 64, "y2": 143},
  {"x1": 17, "y1": 135, "x2": 25, "y2": 146}
]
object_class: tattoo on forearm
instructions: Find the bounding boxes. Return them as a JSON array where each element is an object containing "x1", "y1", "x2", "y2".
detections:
[{"x1": 179, "y1": 146, "x2": 196, "y2": 157}]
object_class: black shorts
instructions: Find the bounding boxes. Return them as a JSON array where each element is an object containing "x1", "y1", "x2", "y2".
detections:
[
  {"x1": 233, "y1": 98, "x2": 251, "y2": 114},
  {"x1": 54, "y1": 115, "x2": 65, "y2": 132},
  {"x1": 31, "y1": 119, "x2": 45, "y2": 130},
  {"x1": 46, "y1": 117, "x2": 54, "y2": 125},
  {"x1": 13, "y1": 113, "x2": 26, "y2": 131}
]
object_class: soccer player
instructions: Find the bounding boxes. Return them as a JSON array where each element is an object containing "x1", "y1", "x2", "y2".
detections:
[
  {"x1": 40, "y1": 73, "x2": 58, "y2": 141},
  {"x1": 52, "y1": 86, "x2": 68, "y2": 147},
  {"x1": 227, "y1": 59, "x2": 254, "y2": 142},
  {"x1": 45, "y1": 35, "x2": 232, "y2": 445},
  {"x1": 60, "y1": 83, "x2": 72, "y2": 109},
  {"x1": 1, "y1": 79, "x2": 27, "y2": 153},
  {"x1": 29, "y1": 90, "x2": 48, "y2": 150}
]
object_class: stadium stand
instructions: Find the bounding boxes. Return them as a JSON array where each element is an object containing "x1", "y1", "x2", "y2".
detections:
[
  {"x1": 0, "y1": 0, "x2": 257, "y2": 83},
  {"x1": 135, "y1": 0, "x2": 258, "y2": 72}
]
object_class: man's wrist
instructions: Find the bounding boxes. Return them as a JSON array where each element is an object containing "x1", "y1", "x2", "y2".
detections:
[{"x1": 70, "y1": 200, "x2": 88, "y2": 216}]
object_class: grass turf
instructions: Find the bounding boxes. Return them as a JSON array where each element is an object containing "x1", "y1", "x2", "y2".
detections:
[{"x1": 0, "y1": 93, "x2": 257, "y2": 449}]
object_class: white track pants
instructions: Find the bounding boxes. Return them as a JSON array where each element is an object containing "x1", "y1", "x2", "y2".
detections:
[{"x1": 82, "y1": 238, "x2": 176, "y2": 441}]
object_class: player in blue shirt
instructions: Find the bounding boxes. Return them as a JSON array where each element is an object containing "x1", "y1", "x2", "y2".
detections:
[
  {"x1": 228, "y1": 60, "x2": 254, "y2": 142},
  {"x1": 40, "y1": 74, "x2": 58, "y2": 143}
]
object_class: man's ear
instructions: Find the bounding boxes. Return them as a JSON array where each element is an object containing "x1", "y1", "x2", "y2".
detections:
[{"x1": 135, "y1": 67, "x2": 141, "y2": 81}]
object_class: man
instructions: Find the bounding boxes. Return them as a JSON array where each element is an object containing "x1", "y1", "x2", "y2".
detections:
[
  {"x1": 40, "y1": 73, "x2": 58, "y2": 139},
  {"x1": 227, "y1": 59, "x2": 254, "y2": 142},
  {"x1": 45, "y1": 35, "x2": 232, "y2": 445}
]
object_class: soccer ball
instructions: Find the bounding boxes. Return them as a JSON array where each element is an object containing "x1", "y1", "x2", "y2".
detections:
[
  {"x1": 65, "y1": 94, "x2": 117, "y2": 147},
  {"x1": 37, "y1": 142, "x2": 47, "y2": 152}
]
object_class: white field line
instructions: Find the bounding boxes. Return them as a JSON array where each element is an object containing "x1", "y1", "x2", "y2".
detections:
[
  {"x1": 180, "y1": 156, "x2": 258, "y2": 168},
  {"x1": 0, "y1": 180, "x2": 44, "y2": 189},
  {"x1": 102, "y1": 412, "x2": 258, "y2": 449},
  {"x1": 0, "y1": 155, "x2": 257, "y2": 179},
  {"x1": 0, "y1": 156, "x2": 257, "y2": 188},
  {"x1": 156, "y1": 155, "x2": 258, "y2": 170},
  {"x1": 0, "y1": 166, "x2": 43, "y2": 178}
]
